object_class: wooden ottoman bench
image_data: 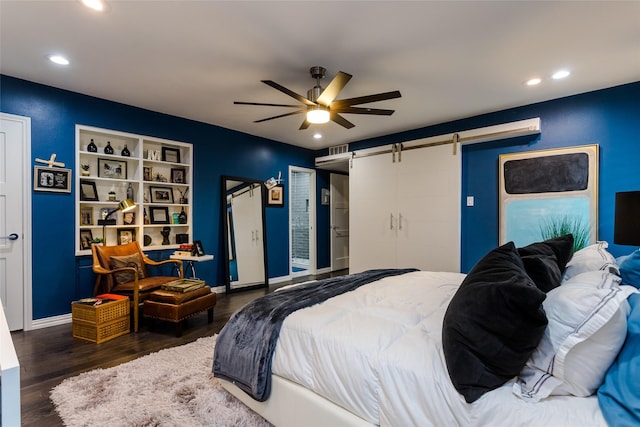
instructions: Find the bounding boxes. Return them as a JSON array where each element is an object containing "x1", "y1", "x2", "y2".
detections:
[{"x1": 143, "y1": 286, "x2": 216, "y2": 337}]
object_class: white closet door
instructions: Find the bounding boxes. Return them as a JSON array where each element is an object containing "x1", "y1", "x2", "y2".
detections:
[
  {"x1": 349, "y1": 153, "x2": 398, "y2": 273},
  {"x1": 396, "y1": 143, "x2": 461, "y2": 272}
]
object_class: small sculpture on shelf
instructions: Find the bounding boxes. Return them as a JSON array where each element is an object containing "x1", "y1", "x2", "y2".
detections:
[
  {"x1": 177, "y1": 188, "x2": 188, "y2": 204},
  {"x1": 161, "y1": 226, "x2": 171, "y2": 245},
  {"x1": 104, "y1": 141, "x2": 114, "y2": 155},
  {"x1": 87, "y1": 139, "x2": 97, "y2": 152},
  {"x1": 126, "y1": 183, "x2": 134, "y2": 200},
  {"x1": 121, "y1": 144, "x2": 130, "y2": 157}
]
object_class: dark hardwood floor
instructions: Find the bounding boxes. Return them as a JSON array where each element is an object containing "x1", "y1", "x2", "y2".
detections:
[{"x1": 12, "y1": 270, "x2": 347, "y2": 427}]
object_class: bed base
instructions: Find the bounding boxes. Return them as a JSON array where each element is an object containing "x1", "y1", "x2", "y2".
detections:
[{"x1": 219, "y1": 375, "x2": 373, "y2": 427}]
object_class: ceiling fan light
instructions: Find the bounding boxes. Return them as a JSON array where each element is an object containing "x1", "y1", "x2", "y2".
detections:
[{"x1": 307, "y1": 108, "x2": 330, "y2": 124}]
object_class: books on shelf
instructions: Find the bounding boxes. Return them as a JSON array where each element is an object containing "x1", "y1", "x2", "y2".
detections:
[{"x1": 173, "y1": 250, "x2": 193, "y2": 257}]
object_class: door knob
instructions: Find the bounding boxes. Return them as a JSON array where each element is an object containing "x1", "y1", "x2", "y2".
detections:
[{"x1": 1, "y1": 233, "x2": 19, "y2": 240}]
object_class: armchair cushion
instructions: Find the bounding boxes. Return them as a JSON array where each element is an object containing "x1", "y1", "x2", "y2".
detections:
[
  {"x1": 110, "y1": 253, "x2": 146, "y2": 285},
  {"x1": 112, "y1": 276, "x2": 175, "y2": 294}
]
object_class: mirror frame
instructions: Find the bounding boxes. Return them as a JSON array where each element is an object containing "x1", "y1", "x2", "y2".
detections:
[{"x1": 222, "y1": 175, "x2": 269, "y2": 293}]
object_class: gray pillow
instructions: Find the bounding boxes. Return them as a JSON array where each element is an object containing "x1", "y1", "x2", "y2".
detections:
[{"x1": 110, "y1": 253, "x2": 145, "y2": 284}]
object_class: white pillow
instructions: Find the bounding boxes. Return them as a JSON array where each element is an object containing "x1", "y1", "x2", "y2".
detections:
[
  {"x1": 513, "y1": 275, "x2": 635, "y2": 402},
  {"x1": 563, "y1": 270, "x2": 622, "y2": 289},
  {"x1": 562, "y1": 241, "x2": 619, "y2": 282}
]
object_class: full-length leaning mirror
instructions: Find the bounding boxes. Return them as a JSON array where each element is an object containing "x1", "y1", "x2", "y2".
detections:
[{"x1": 222, "y1": 176, "x2": 268, "y2": 293}]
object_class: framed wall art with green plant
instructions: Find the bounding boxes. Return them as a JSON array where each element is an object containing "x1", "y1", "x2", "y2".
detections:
[{"x1": 498, "y1": 144, "x2": 598, "y2": 252}]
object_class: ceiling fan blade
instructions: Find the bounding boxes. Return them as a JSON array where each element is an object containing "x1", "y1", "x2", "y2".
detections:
[
  {"x1": 299, "y1": 119, "x2": 311, "y2": 130},
  {"x1": 330, "y1": 112, "x2": 355, "y2": 129},
  {"x1": 316, "y1": 71, "x2": 352, "y2": 107},
  {"x1": 332, "y1": 106, "x2": 396, "y2": 116},
  {"x1": 331, "y1": 90, "x2": 402, "y2": 108},
  {"x1": 262, "y1": 80, "x2": 316, "y2": 106},
  {"x1": 254, "y1": 110, "x2": 306, "y2": 123},
  {"x1": 235, "y1": 101, "x2": 305, "y2": 108}
]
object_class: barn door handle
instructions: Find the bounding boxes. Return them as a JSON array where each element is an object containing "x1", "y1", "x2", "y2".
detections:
[{"x1": 1, "y1": 233, "x2": 19, "y2": 240}]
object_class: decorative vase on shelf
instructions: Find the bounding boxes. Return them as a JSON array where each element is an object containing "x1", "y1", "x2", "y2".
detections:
[
  {"x1": 178, "y1": 207, "x2": 188, "y2": 224},
  {"x1": 126, "y1": 183, "x2": 134, "y2": 200},
  {"x1": 121, "y1": 145, "x2": 130, "y2": 157},
  {"x1": 104, "y1": 141, "x2": 114, "y2": 154},
  {"x1": 87, "y1": 139, "x2": 97, "y2": 152},
  {"x1": 81, "y1": 164, "x2": 90, "y2": 176}
]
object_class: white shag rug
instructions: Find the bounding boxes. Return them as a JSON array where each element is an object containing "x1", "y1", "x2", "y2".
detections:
[{"x1": 50, "y1": 335, "x2": 272, "y2": 427}]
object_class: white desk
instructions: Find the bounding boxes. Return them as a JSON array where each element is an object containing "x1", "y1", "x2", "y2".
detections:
[{"x1": 170, "y1": 254, "x2": 214, "y2": 278}]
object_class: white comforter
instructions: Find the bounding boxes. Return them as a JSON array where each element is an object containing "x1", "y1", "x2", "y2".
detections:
[{"x1": 271, "y1": 271, "x2": 607, "y2": 427}]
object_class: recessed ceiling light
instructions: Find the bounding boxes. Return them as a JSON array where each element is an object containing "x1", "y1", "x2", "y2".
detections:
[
  {"x1": 526, "y1": 78, "x2": 542, "y2": 86},
  {"x1": 552, "y1": 70, "x2": 570, "y2": 80},
  {"x1": 48, "y1": 55, "x2": 70, "y2": 65},
  {"x1": 82, "y1": 0, "x2": 107, "y2": 12},
  {"x1": 313, "y1": 133, "x2": 323, "y2": 139}
]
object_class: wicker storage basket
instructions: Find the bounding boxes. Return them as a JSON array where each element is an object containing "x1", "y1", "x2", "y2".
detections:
[{"x1": 72, "y1": 297, "x2": 130, "y2": 343}]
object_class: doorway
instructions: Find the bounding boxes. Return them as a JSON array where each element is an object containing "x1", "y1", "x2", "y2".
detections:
[
  {"x1": 0, "y1": 113, "x2": 32, "y2": 331},
  {"x1": 330, "y1": 173, "x2": 349, "y2": 271},
  {"x1": 289, "y1": 166, "x2": 316, "y2": 277}
]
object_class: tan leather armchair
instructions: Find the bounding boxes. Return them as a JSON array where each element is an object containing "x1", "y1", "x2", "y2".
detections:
[{"x1": 92, "y1": 241, "x2": 183, "y2": 332}]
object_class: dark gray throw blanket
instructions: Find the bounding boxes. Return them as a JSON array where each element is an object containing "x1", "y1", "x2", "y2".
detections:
[{"x1": 213, "y1": 268, "x2": 417, "y2": 401}]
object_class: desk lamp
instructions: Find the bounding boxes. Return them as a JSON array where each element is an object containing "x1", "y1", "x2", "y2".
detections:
[{"x1": 101, "y1": 199, "x2": 137, "y2": 245}]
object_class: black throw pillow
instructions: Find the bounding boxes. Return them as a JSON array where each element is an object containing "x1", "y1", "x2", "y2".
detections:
[
  {"x1": 518, "y1": 234, "x2": 574, "y2": 292},
  {"x1": 442, "y1": 242, "x2": 548, "y2": 403}
]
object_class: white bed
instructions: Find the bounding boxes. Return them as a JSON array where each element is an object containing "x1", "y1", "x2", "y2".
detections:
[{"x1": 219, "y1": 269, "x2": 611, "y2": 426}]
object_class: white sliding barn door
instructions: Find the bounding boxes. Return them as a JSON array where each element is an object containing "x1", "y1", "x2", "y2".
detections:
[
  {"x1": 396, "y1": 144, "x2": 460, "y2": 272},
  {"x1": 350, "y1": 153, "x2": 398, "y2": 273},
  {"x1": 349, "y1": 143, "x2": 460, "y2": 274}
]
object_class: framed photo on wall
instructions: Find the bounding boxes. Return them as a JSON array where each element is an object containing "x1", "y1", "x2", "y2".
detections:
[
  {"x1": 33, "y1": 166, "x2": 71, "y2": 193},
  {"x1": 267, "y1": 184, "x2": 284, "y2": 208},
  {"x1": 499, "y1": 144, "x2": 598, "y2": 250}
]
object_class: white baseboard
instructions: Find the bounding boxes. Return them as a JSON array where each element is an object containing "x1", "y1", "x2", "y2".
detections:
[
  {"x1": 31, "y1": 313, "x2": 72, "y2": 330},
  {"x1": 269, "y1": 275, "x2": 292, "y2": 285}
]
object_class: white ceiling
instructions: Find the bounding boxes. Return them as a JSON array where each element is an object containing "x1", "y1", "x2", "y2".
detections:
[{"x1": 1, "y1": 1, "x2": 639, "y2": 150}]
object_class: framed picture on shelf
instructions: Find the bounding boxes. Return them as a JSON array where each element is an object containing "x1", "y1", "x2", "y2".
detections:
[
  {"x1": 143, "y1": 166, "x2": 153, "y2": 181},
  {"x1": 80, "y1": 229, "x2": 93, "y2": 250},
  {"x1": 149, "y1": 186, "x2": 174, "y2": 203},
  {"x1": 267, "y1": 184, "x2": 285, "y2": 207},
  {"x1": 192, "y1": 240, "x2": 205, "y2": 256},
  {"x1": 98, "y1": 158, "x2": 128, "y2": 179},
  {"x1": 80, "y1": 207, "x2": 93, "y2": 225},
  {"x1": 161, "y1": 147, "x2": 181, "y2": 163},
  {"x1": 149, "y1": 206, "x2": 170, "y2": 224},
  {"x1": 33, "y1": 166, "x2": 72, "y2": 193},
  {"x1": 117, "y1": 228, "x2": 136, "y2": 245},
  {"x1": 79, "y1": 180, "x2": 99, "y2": 201},
  {"x1": 123, "y1": 211, "x2": 136, "y2": 225},
  {"x1": 171, "y1": 168, "x2": 186, "y2": 184}
]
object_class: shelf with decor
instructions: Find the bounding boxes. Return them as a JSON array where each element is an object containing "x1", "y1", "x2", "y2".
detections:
[{"x1": 75, "y1": 125, "x2": 193, "y2": 256}]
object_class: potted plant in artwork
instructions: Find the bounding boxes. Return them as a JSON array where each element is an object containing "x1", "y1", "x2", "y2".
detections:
[{"x1": 81, "y1": 164, "x2": 90, "y2": 176}]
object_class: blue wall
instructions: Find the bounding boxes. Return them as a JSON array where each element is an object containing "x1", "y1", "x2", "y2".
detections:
[
  {"x1": 316, "y1": 81, "x2": 640, "y2": 272},
  {"x1": 2, "y1": 73, "x2": 639, "y2": 320},
  {"x1": 1, "y1": 75, "x2": 315, "y2": 319}
]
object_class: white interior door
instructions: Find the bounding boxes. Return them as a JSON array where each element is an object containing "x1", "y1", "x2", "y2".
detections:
[
  {"x1": 349, "y1": 153, "x2": 398, "y2": 273},
  {"x1": 330, "y1": 173, "x2": 349, "y2": 271},
  {"x1": 0, "y1": 114, "x2": 30, "y2": 331},
  {"x1": 396, "y1": 144, "x2": 461, "y2": 272}
]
